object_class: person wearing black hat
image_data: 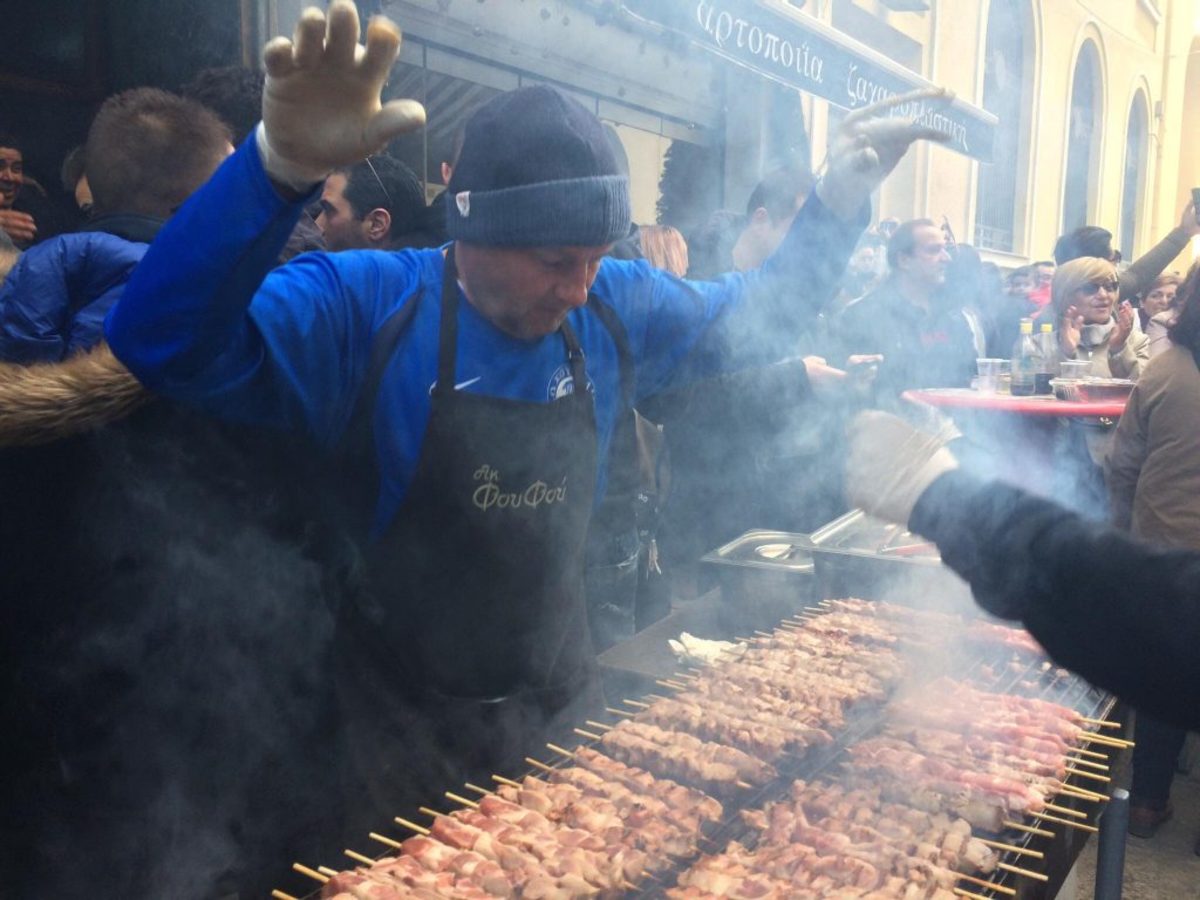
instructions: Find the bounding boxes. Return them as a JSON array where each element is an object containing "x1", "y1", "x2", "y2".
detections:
[{"x1": 105, "y1": 1, "x2": 948, "y2": 826}]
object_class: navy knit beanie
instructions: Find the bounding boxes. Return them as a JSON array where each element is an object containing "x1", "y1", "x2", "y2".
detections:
[{"x1": 447, "y1": 85, "x2": 631, "y2": 247}]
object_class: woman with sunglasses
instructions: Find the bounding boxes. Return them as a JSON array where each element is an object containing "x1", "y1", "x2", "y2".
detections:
[{"x1": 1054, "y1": 256, "x2": 1150, "y2": 380}]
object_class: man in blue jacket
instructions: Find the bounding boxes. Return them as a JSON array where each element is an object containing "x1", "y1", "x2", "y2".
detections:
[
  {"x1": 106, "y1": 0, "x2": 949, "y2": 826},
  {"x1": 0, "y1": 88, "x2": 231, "y2": 363}
]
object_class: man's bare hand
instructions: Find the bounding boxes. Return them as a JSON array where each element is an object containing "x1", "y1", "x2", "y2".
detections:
[
  {"x1": 258, "y1": 0, "x2": 426, "y2": 189},
  {"x1": 0, "y1": 209, "x2": 36, "y2": 243},
  {"x1": 817, "y1": 88, "x2": 952, "y2": 221}
]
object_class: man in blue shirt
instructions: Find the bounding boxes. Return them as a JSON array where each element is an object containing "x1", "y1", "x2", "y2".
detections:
[{"x1": 106, "y1": 0, "x2": 948, "y2": 825}]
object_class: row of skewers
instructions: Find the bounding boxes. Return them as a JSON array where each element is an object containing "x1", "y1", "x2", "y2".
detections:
[{"x1": 277, "y1": 598, "x2": 1127, "y2": 899}]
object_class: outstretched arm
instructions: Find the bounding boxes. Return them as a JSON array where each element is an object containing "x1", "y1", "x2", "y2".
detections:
[{"x1": 847, "y1": 410, "x2": 1200, "y2": 730}]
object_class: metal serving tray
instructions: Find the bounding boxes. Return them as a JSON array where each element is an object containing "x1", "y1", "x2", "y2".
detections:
[
  {"x1": 797, "y1": 509, "x2": 973, "y2": 608},
  {"x1": 700, "y1": 530, "x2": 817, "y2": 634}
]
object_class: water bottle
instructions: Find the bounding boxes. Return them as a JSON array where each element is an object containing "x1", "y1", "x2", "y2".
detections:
[
  {"x1": 1011, "y1": 318, "x2": 1039, "y2": 397},
  {"x1": 1036, "y1": 322, "x2": 1056, "y2": 395}
]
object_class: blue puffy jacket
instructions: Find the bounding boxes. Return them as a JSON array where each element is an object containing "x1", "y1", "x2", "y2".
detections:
[{"x1": 0, "y1": 215, "x2": 160, "y2": 364}]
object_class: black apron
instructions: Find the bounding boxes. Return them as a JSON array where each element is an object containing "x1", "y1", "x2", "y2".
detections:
[{"x1": 335, "y1": 248, "x2": 605, "y2": 828}]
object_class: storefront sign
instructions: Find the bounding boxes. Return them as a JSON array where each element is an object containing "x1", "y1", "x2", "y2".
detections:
[{"x1": 620, "y1": 0, "x2": 996, "y2": 162}]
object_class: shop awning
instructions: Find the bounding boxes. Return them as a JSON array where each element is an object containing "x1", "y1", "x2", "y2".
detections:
[{"x1": 620, "y1": 0, "x2": 996, "y2": 162}]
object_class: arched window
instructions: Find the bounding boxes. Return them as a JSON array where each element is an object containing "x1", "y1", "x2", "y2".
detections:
[
  {"x1": 974, "y1": 0, "x2": 1025, "y2": 252},
  {"x1": 1119, "y1": 92, "x2": 1149, "y2": 258},
  {"x1": 1063, "y1": 42, "x2": 1103, "y2": 232}
]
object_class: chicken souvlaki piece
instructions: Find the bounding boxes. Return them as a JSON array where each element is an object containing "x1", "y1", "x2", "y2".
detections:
[
  {"x1": 426, "y1": 810, "x2": 613, "y2": 897},
  {"x1": 321, "y1": 850, "x2": 499, "y2": 899},
  {"x1": 702, "y1": 658, "x2": 881, "y2": 705},
  {"x1": 886, "y1": 697, "x2": 1081, "y2": 758},
  {"x1": 932, "y1": 679, "x2": 1094, "y2": 732},
  {"x1": 494, "y1": 773, "x2": 699, "y2": 861},
  {"x1": 671, "y1": 690, "x2": 836, "y2": 747},
  {"x1": 684, "y1": 675, "x2": 849, "y2": 729},
  {"x1": 720, "y1": 649, "x2": 905, "y2": 696},
  {"x1": 843, "y1": 746, "x2": 1045, "y2": 832},
  {"x1": 599, "y1": 720, "x2": 777, "y2": 790},
  {"x1": 641, "y1": 693, "x2": 832, "y2": 762},
  {"x1": 571, "y1": 746, "x2": 724, "y2": 825},
  {"x1": 744, "y1": 780, "x2": 999, "y2": 875},
  {"x1": 669, "y1": 839, "x2": 963, "y2": 899},
  {"x1": 884, "y1": 723, "x2": 1071, "y2": 781}
]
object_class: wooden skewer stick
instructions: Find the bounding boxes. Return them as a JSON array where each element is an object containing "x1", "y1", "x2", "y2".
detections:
[
  {"x1": 645, "y1": 693, "x2": 670, "y2": 702},
  {"x1": 976, "y1": 838, "x2": 1043, "y2": 859},
  {"x1": 606, "y1": 706, "x2": 632, "y2": 717},
  {"x1": 418, "y1": 807, "x2": 446, "y2": 819},
  {"x1": 673, "y1": 671, "x2": 699, "y2": 681},
  {"x1": 292, "y1": 863, "x2": 329, "y2": 883},
  {"x1": 344, "y1": 849, "x2": 376, "y2": 866},
  {"x1": 953, "y1": 889, "x2": 991, "y2": 900},
  {"x1": 318, "y1": 866, "x2": 340, "y2": 877},
  {"x1": 1078, "y1": 716, "x2": 1121, "y2": 729},
  {"x1": 1066, "y1": 766, "x2": 1111, "y2": 781},
  {"x1": 655, "y1": 679, "x2": 686, "y2": 690},
  {"x1": 392, "y1": 818, "x2": 430, "y2": 836},
  {"x1": 546, "y1": 742, "x2": 575, "y2": 759},
  {"x1": 958, "y1": 874, "x2": 1016, "y2": 896},
  {"x1": 272, "y1": 891, "x2": 300, "y2": 900},
  {"x1": 1059, "y1": 786, "x2": 1107, "y2": 802},
  {"x1": 585, "y1": 720, "x2": 613, "y2": 731},
  {"x1": 1034, "y1": 813, "x2": 1098, "y2": 833},
  {"x1": 776, "y1": 621, "x2": 800, "y2": 630},
  {"x1": 525, "y1": 756, "x2": 555, "y2": 772},
  {"x1": 1043, "y1": 802, "x2": 1087, "y2": 819},
  {"x1": 1080, "y1": 733, "x2": 1133, "y2": 748},
  {"x1": 997, "y1": 862, "x2": 1049, "y2": 882},
  {"x1": 1068, "y1": 747, "x2": 1109, "y2": 760},
  {"x1": 574, "y1": 728, "x2": 603, "y2": 741},
  {"x1": 1003, "y1": 819, "x2": 1055, "y2": 838},
  {"x1": 623, "y1": 698, "x2": 651, "y2": 709},
  {"x1": 735, "y1": 780, "x2": 754, "y2": 789},
  {"x1": 446, "y1": 791, "x2": 480, "y2": 809},
  {"x1": 463, "y1": 782, "x2": 493, "y2": 796},
  {"x1": 493, "y1": 774, "x2": 522, "y2": 787},
  {"x1": 753, "y1": 630, "x2": 772, "y2": 637}
]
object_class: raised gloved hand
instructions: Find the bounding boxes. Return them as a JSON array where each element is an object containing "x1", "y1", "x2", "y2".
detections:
[
  {"x1": 817, "y1": 88, "x2": 952, "y2": 221},
  {"x1": 845, "y1": 410, "x2": 959, "y2": 527},
  {"x1": 258, "y1": 0, "x2": 426, "y2": 191}
]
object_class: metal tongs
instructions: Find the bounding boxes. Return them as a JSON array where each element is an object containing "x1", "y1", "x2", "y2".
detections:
[{"x1": 876, "y1": 523, "x2": 937, "y2": 557}]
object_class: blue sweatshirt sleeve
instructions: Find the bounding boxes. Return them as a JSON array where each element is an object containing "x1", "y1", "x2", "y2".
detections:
[
  {"x1": 599, "y1": 190, "x2": 866, "y2": 400},
  {"x1": 105, "y1": 135, "x2": 391, "y2": 444}
]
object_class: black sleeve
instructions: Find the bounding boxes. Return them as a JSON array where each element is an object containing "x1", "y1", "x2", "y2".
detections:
[{"x1": 909, "y1": 470, "x2": 1200, "y2": 730}]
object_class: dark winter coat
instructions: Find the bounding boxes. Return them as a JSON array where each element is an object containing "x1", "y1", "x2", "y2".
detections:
[{"x1": 0, "y1": 375, "x2": 351, "y2": 899}]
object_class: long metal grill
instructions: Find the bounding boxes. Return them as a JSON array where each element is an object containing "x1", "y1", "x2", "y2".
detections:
[{"x1": 276, "y1": 599, "x2": 1125, "y2": 900}]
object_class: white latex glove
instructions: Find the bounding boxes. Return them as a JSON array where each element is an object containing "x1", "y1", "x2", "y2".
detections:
[
  {"x1": 817, "y1": 88, "x2": 953, "y2": 221},
  {"x1": 258, "y1": 0, "x2": 426, "y2": 190},
  {"x1": 846, "y1": 410, "x2": 959, "y2": 527}
]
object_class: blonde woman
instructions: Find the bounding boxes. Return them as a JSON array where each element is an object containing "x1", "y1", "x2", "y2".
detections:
[
  {"x1": 637, "y1": 224, "x2": 689, "y2": 278},
  {"x1": 1053, "y1": 256, "x2": 1149, "y2": 380}
]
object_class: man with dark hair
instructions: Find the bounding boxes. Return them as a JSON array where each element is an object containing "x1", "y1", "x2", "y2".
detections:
[
  {"x1": 0, "y1": 135, "x2": 38, "y2": 247},
  {"x1": 180, "y1": 65, "x2": 266, "y2": 144},
  {"x1": 0, "y1": 89, "x2": 231, "y2": 363},
  {"x1": 829, "y1": 217, "x2": 976, "y2": 397},
  {"x1": 315, "y1": 154, "x2": 429, "y2": 251},
  {"x1": 731, "y1": 165, "x2": 816, "y2": 270},
  {"x1": 1053, "y1": 201, "x2": 1200, "y2": 303}
]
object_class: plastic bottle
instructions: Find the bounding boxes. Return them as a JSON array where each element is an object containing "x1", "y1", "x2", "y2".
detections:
[
  {"x1": 1011, "y1": 318, "x2": 1040, "y2": 397},
  {"x1": 1036, "y1": 322, "x2": 1056, "y2": 394}
]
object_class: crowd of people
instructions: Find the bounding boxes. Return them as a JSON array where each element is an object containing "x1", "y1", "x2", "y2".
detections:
[{"x1": 1, "y1": 1, "x2": 1199, "y2": 896}]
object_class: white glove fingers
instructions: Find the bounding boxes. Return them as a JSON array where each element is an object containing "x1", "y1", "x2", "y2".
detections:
[
  {"x1": 364, "y1": 99, "x2": 427, "y2": 148},
  {"x1": 293, "y1": 7, "x2": 328, "y2": 70},
  {"x1": 262, "y1": 37, "x2": 297, "y2": 78},
  {"x1": 360, "y1": 16, "x2": 403, "y2": 85},
  {"x1": 324, "y1": 0, "x2": 361, "y2": 69},
  {"x1": 840, "y1": 86, "x2": 951, "y2": 129}
]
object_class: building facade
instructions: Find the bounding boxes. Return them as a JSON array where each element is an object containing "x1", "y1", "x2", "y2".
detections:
[{"x1": 258, "y1": 0, "x2": 1198, "y2": 271}]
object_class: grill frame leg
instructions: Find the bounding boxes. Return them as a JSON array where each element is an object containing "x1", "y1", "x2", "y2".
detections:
[{"x1": 1094, "y1": 787, "x2": 1130, "y2": 900}]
